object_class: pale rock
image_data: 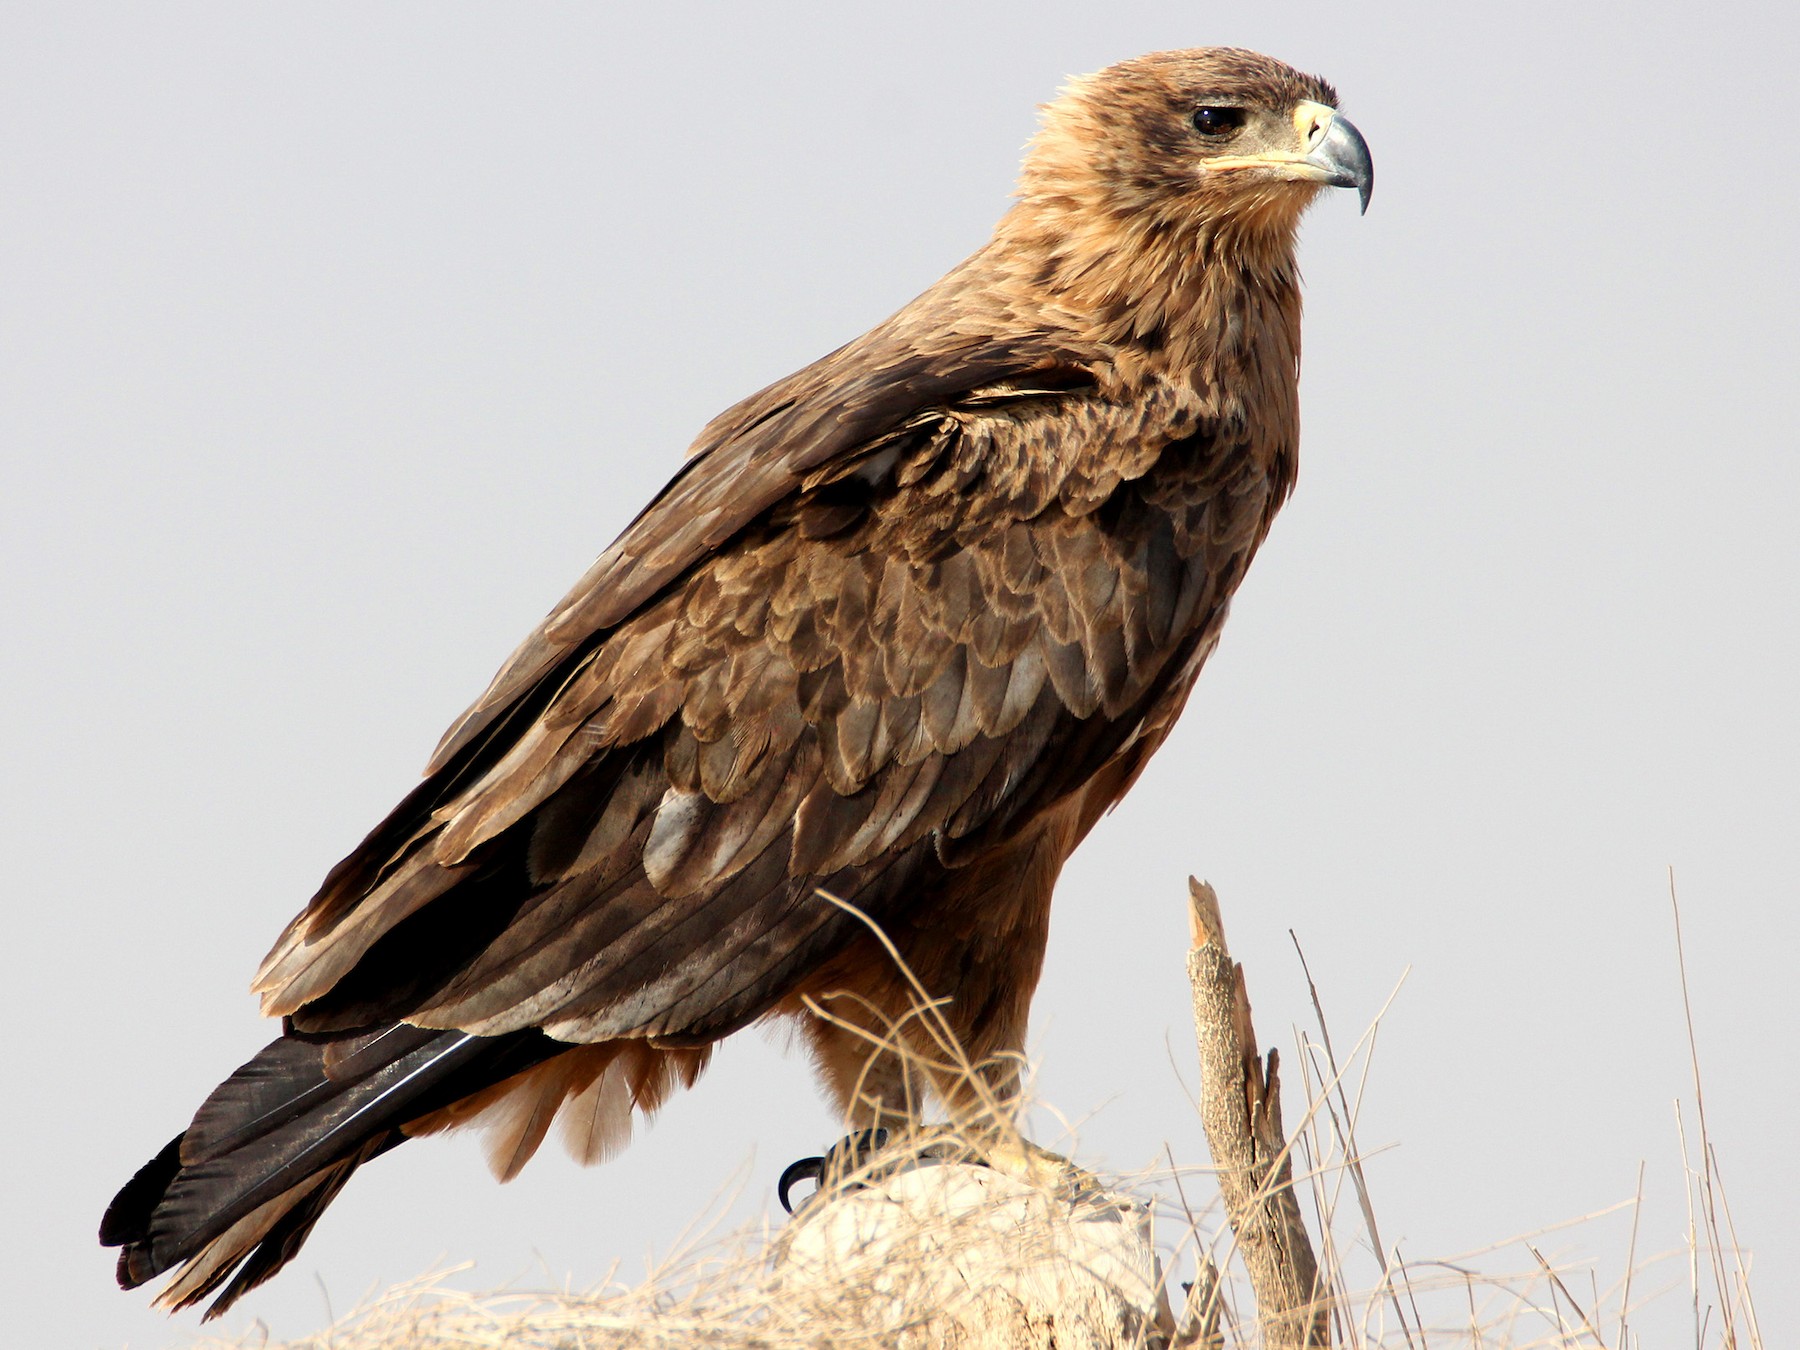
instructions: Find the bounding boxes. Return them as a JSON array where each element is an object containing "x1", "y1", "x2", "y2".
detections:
[{"x1": 772, "y1": 1157, "x2": 1175, "y2": 1349}]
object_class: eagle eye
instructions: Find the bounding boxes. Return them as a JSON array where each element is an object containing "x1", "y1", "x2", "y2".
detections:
[{"x1": 1191, "y1": 106, "x2": 1247, "y2": 137}]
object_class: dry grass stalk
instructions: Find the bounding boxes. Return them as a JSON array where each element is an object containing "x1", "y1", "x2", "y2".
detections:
[
  {"x1": 1668, "y1": 871, "x2": 1763, "y2": 1350},
  {"x1": 1184, "y1": 878, "x2": 1331, "y2": 1348},
  {"x1": 185, "y1": 872, "x2": 1765, "y2": 1350}
]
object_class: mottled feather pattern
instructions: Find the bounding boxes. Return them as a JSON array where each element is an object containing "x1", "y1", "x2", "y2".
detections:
[
  {"x1": 104, "y1": 46, "x2": 1353, "y2": 1316},
  {"x1": 258, "y1": 383, "x2": 1257, "y2": 1043}
]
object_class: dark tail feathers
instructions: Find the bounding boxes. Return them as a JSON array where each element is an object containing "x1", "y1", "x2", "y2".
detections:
[{"x1": 100, "y1": 1023, "x2": 554, "y2": 1318}]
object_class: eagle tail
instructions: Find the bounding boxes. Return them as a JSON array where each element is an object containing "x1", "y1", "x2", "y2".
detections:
[{"x1": 100, "y1": 1023, "x2": 553, "y2": 1318}]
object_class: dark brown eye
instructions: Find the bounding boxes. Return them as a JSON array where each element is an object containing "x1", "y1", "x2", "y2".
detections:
[{"x1": 1191, "y1": 106, "x2": 1247, "y2": 136}]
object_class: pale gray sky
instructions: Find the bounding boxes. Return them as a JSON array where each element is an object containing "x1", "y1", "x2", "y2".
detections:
[{"x1": 4, "y1": 4, "x2": 1794, "y2": 1346}]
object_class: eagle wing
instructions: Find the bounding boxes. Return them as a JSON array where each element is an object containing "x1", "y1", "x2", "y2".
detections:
[{"x1": 249, "y1": 310, "x2": 1270, "y2": 1050}]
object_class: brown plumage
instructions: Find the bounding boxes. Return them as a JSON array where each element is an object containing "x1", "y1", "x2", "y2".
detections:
[{"x1": 101, "y1": 46, "x2": 1371, "y2": 1316}]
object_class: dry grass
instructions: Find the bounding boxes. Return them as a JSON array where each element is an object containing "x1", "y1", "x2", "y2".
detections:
[
  {"x1": 192, "y1": 879, "x2": 1761, "y2": 1350},
  {"x1": 186, "y1": 1131, "x2": 1753, "y2": 1350}
]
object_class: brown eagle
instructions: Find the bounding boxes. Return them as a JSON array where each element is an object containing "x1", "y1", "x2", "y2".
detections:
[{"x1": 102, "y1": 47, "x2": 1371, "y2": 1316}]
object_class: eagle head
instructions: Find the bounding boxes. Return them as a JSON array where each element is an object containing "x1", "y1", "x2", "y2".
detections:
[{"x1": 1019, "y1": 47, "x2": 1372, "y2": 254}]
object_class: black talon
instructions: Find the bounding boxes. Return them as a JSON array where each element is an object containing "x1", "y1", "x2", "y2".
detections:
[
  {"x1": 777, "y1": 1128, "x2": 892, "y2": 1214},
  {"x1": 777, "y1": 1155, "x2": 824, "y2": 1214}
]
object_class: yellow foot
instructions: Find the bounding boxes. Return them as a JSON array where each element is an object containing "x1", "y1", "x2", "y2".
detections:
[
  {"x1": 962, "y1": 1131, "x2": 1107, "y2": 1200},
  {"x1": 871, "y1": 1124, "x2": 1107, "y2": 1200}
]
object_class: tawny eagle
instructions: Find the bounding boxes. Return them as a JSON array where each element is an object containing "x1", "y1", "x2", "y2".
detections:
[{"x1": 102, "y1": 46, "x2": 1371, "y2": 1315}]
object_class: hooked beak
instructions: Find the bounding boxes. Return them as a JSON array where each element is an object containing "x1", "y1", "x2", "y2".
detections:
[
  {"x1": 1298, "y1": 103, "x2": 1374, "y2": 214},
  {"x1": 1198, "y1": 99, "x2": 1375, "y2": 214}
]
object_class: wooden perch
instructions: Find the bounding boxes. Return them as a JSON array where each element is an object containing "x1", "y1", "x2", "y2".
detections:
[{"x1": 1185, "y1": 878, "x2": 1332, "y2": 1349}]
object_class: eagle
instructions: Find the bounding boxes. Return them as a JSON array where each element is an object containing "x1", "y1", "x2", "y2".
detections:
[{"x1": 102, "y1": 46, "x2": 1371, "y2": 1317}]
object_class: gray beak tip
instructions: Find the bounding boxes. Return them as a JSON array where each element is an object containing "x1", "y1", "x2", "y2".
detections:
[{"x1": 1306, "y1": 111, "x2": 1374, "y2": 215}]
